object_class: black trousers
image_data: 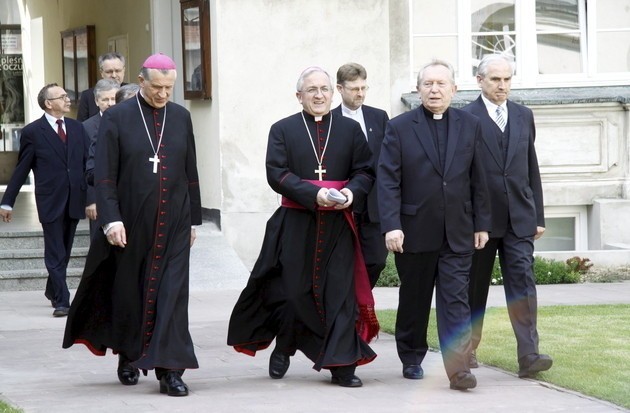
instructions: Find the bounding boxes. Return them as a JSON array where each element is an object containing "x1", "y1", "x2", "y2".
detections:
[
  {"x1": 394, "y1": 242, "x2": 473, "y2": 379},
  {"x1": 42, "y1": 209, "x2": 78, "y2": 308},
  {"x1": 468, "y1": 228, "x2": 539, "y2": 359},
  {"x1": 355, "y1": 216, "x2": 388, "y2": 288}
]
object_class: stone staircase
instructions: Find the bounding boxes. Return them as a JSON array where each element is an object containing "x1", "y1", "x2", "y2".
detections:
[{"x1": 0, "y1": 229, "x2": 89, "y2": 291}]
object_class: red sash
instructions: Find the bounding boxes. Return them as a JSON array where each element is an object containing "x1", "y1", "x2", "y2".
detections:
[{"x1": 281, "y1": 180, "x2": 379, "y2": 344}]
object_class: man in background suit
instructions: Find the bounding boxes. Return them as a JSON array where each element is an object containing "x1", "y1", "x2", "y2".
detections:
[
  {"x1": 463, "y1": 53, "x2": 552, "y2": 378},
  {"x1": 77, "y1": 52, "x2": 126, "y2": 121},
  {"x1": 83, "y1": 78, "x2": 120, "y2": 238},
  {"x1": 378, "y1": 59, "x2": 491, "y2": 390},
  {"x1": 332, "y1": 62, "x2": 389, "y2": 288},
  {"x1": 0, "y1": 83, "x2": 89, "y2": 317}
]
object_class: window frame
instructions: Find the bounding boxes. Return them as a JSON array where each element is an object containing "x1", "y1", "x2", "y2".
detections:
[
  {"x1": 409, "y1": 0, "x2": 630, "y2": 90},
  {"x1": 535, "y1": 206, "x2": 589, "y2": 251}
]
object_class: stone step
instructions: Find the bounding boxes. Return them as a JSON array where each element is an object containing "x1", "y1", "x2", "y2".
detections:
[
  {"x1": 0, "y1": 267, "x2": 84, "y2": 291},
  {"x1": 0, "y1": 247, "x2": 87, "y2": 271},
  {"x1": 0, "y1": 229, "x2": 91, "y2": 249},
  {"x1": 0, "y1": 229, "x2": 90, "y2": 291}
]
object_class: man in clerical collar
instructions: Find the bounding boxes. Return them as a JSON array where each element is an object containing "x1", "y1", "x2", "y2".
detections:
[
  {"x1": 378, "y1": 59, "x2": 491, "y2": 390},
  {"x1": 64, "y1": 53, "x2": 202, "y2": 398},
  {"x1": 332, "y1": 63, "x2": 389, "y2": 289},
  {"x1": 228, "y1": 66, "x2": 378, "y2": 388}
]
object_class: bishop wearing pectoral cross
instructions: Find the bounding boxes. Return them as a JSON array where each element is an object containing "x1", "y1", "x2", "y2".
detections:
[
  {"x1": 228, "y1": 66, "x2": 378, "y2": 388},
  {"x1": 64, "y1": 53, "x2": 202, "y2": 397}
]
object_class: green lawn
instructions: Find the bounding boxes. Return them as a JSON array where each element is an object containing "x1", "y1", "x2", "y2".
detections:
[
  {"x1": 0, "y1": 400, "x2": 22, "y2": 413},
  {"x1": 377, "y1": 304, "x2": 630, "y2": 410}
]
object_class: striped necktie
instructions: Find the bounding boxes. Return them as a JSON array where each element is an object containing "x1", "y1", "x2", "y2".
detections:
[{"x1": 495, "y1": 106, "x2": 506, "y2": 132}]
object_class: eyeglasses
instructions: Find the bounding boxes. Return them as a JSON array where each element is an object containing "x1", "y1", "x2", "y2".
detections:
[
  {"x1": 47, "y1": 94, "x2": 70, "y2": 101},
  {"x1": 343, "y1": 85, "x2": 369, "y2": 93},
  {"x1": 302, "y1": 86, "x2": 332, "y2": 96}
]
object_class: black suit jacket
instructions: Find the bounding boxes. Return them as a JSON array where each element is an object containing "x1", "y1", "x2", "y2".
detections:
[
  {"x1": 462, "y1": 96, "x2": 544, "y2": 238},
  {"x1": 83, "y1": 113, "x2": 102, "y2": 204},
  {"x1": 1, "y1": 115, "x2": 89, "y2": 223},
  {"x1": 378, "y1": 106, "x2": 491, "y2": 253},
  {"x1": 332, "y1": 104, "x2": 389, "y2": 222},
  {"x1": 77, "y1": 88, "x2": 98, "y2": 122},
  {"x1": 77, "y1": 83, "x2": 128, "y2": 121}
]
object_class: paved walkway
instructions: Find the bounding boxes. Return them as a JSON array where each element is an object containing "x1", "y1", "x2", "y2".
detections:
[{"x1": 1, "y1": 220, "x2": 629, "y2": 412}]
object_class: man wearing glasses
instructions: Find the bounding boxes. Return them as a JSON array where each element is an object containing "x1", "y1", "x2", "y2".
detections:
[
  {"x1": 77, "y1": 52, "x2": 126, "y2": 121},
  {"x1": 0, "y1": 83, "x2": 89, "y2": 317},
  {"x1": 228, "y1": 66, "x2": 378, "y2": 387},
  {"x1": 333, "y1": 63, "x2": 389, "y2": 288}
]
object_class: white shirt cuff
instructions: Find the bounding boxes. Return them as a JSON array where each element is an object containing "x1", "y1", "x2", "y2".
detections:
[{"x1": 102, "y1": 221, "x2": 123, "y2": 235}]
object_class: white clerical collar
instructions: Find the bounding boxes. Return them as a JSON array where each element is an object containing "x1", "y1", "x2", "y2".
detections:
[{"x1": 341, "y1": 103, "x2": 362, "y2": 117}]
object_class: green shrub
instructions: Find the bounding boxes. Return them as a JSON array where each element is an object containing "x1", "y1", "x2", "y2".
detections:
[
  {"x1": 534, "y1": 256, "x2": 580, "y2": 284},
  {"x1": 376, "y1": 253, "x2": 584, "y2": 287},
  {"x1": 376, "y1": 253, "x2": 400, "y2": 287},
  {"x1": 491, "y1": 256, "x2": 581, "y2": 285}
]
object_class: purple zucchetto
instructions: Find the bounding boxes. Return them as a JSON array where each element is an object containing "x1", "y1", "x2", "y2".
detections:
[{"x1": 142, "y1": 53, "x2": 177, "y2": 70}]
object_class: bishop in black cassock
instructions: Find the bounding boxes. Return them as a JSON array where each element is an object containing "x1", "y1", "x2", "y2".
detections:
[
  {"x1": 227, "y1": 67, "x2": 378, "y2": 388},
  {"x1": 63, "y1": 54, "x2": 201, "y2": 397}
]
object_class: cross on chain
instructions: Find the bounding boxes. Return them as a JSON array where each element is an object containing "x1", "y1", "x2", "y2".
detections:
[
  {"x1": 149, "y1": 155, "x2": 160, "y2": 174},
  {"x1": 314, "y1": 165, "x2": 327, "y2": 181}
]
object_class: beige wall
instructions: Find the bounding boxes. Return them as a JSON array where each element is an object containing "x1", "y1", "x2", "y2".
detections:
[{"x1": 21, "y1": 0, "x2": 152, "y2": 120}]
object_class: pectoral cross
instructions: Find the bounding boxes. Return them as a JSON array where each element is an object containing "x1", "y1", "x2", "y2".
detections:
[
  {"x1": 149, "y1": 155, "x2": 160, "y2": 174},
  {"x1": 314, "y1": 164, "x2": 326, "y2": 181}
]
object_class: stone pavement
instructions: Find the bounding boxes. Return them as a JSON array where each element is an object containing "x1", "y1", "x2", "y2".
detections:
[{"x1": 1, "y1": 223, "x2": 629, "y2": 412}]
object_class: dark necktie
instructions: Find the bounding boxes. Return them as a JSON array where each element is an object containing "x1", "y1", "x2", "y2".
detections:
[{"x1": 56, "y1": 119, "x2": 67, "y2": 143}]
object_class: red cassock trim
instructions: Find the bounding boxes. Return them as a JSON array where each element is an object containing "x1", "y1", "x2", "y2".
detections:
[{"x1": 280, "y1": 179, "x2": 380, "y2": 343}]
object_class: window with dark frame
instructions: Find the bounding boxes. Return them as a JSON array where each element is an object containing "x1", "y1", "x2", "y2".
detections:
[
  {"x1": 180, "y1": 0, "x2": 211, "y2": 100},
  {"x1": 61, "y1": 25, "x2": 96, "y2": 104}
]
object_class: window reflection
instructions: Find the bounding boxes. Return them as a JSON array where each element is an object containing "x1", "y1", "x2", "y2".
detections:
[
  {"x1": 536, "y1": 0, "x2": 582, "y2": 74},
  {"x1": 183, "y1": 6, "x2": 202, "y2": 92},
  {"x1": 471, "y1": 1, "x2": 516, "y2": 75},
  {"x1": 536, "y1": 0, "x2": 579, "y2": 30},
  {"x1": 62, "y1": 36, "x2": 76, "y2": 101},
  {"x1": 535, "y1": 217, "x2": 575, "y2": 251}
]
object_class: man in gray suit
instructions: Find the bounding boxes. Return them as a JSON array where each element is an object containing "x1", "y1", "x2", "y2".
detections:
[{"x1": 463, "y1": 54, "x2": 552, "y2": 378}]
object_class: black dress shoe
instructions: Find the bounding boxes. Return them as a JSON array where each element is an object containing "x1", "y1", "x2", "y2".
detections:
[
  {"x1": 159, "y1": 371, "x2": 189, "y2": 396},
  {"x1": 469, "y1": 350, "x2": 479, "y2": 368},
  {"x1": 449, "y1": 371, "x2": 477, "y2": 390},
  {"x1": 518, "y1": 353, "x2": 553, "y2": 378},
  {"x1": 117, "y1": 355, "x2": 139, "y2": 386},
  {"x1": 331, "y1": 374, "x2": 363, "y2": 387},
  {"x1": 402, "y1": 364, "x2": 424, "y2": 379},
  {"x1": 52, "y1": 307, "x2": 69, "y2": 317},
  {"x1": 269, "y1": 348, "x2": 290, "y2": 379}
]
